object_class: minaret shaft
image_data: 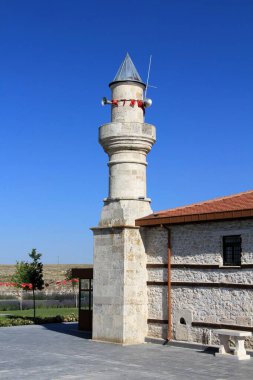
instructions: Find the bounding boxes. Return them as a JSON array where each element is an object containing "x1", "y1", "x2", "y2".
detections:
[
  {"x1": 109, "y1": 150, "x2": 147, "y2": 199},
  {"x1": 110, "y1": 82, "x2": 144, "y2": 123},
  {"x1": 100, "y1": 121, "x2": 155, "y2": 201}
]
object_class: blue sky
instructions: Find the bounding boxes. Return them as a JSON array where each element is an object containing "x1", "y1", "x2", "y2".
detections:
[{"x1": 0, "y1": 0, "x2": 252, "y2": 264}]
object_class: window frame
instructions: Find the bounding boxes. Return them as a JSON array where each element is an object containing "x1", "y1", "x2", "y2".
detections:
[
  {"x1": 222, "y1": 235, "x2": 242, "y2": 267},
  {"x1": 79, "y1": 278, "x2": 93, "y2": 311}
]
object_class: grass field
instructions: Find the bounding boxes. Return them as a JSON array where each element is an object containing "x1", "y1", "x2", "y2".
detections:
[
  {"x1": 0, "y1": 307, "x2": 78, "y2": 327},
  {"x1": 1, "y1": 307, "x2": 78, "y2": 318}
]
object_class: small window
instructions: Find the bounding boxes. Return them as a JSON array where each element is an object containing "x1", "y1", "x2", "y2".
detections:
[
  {"x1": 223, "y1": 235, "x2": 241, "y2": 266},
  {"x1": 79, "y1": 278, "x2": 93, "y2": 310}
]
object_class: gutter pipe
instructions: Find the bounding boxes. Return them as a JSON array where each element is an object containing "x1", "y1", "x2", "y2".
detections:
[{"x1": 163, "y1": 224, "x2": 172, "y2": 341}]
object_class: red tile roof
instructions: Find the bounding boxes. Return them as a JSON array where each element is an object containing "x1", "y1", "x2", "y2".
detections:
[{"x1": 136, "y1": 190, "x2": 253, "y2": 226}]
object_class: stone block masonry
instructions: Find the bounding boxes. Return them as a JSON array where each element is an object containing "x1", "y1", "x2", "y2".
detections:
[
  {"x1": 144, "y1": 221, "x2": 253, "y2": 348},
  {"x1": 93, "y1": 226, "x2": 148, "y2": 343}
]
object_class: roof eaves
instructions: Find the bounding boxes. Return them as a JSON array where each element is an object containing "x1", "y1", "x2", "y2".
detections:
[{"x1": 135, "y1": 208, "x2": 253, "y2": 227}]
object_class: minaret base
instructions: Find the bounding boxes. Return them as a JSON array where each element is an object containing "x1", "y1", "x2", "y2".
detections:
[
  {"x1": 92, "y1": 225, "x2": 147, "y2": 344},
  {"x1": 99, "y1": 198, "x2": 152, "y2": 227}
]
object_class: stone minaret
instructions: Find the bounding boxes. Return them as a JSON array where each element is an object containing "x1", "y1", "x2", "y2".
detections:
[{"x1": 92, "y1": 53, "x2": 156, "y2": 344}]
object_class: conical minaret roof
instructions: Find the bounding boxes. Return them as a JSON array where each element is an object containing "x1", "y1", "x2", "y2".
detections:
[{"x1": 109, "y1": 53, "x2": 145, "y2": 87}]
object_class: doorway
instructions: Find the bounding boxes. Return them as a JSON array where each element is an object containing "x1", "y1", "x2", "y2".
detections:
[{"x1": 72, "y1": 268, "x2": 93, "y2": 332}]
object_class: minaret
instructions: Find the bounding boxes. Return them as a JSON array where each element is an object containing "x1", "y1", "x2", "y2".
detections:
[{"x1": 92, "y1": 54, "x2": 156, "y2": 344}]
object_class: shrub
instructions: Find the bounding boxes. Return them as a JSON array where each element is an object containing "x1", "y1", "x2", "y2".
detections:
[
  {"x1": 0, "y1": 317, "x2": 34, "y2": 327},
  {"x1": 0, "y1": 313, "x2": 78, "y2": 327}
]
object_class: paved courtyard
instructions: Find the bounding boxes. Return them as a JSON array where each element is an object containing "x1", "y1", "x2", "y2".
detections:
[{"x1": 0, "y1": 323, "x2": 252, "y2": 379}]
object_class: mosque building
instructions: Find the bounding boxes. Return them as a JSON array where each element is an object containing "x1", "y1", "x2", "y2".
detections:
[{"x1": 87, "y1": 54, "x2": 253, "y2": 348}]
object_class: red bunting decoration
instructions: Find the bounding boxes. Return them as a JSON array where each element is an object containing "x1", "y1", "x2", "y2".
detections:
[
  {"x1": 110, "y1": 99, "x2": 145, "y2": 111},
  {"x1": 0, "y1": 282, "x2": 32, "y2": 289},
  {"x1": 0, "y1": 278, "x2": 79, "y2": 288},
  {"x1": 0, "y1": 282, "x2": 16, "y2": 287},
  {"x1": 21, "y1": 283, "x2": 33, "y2": 289},
  {"x1": 137, "y1": 100, "x2": 144, "y2": 110}
]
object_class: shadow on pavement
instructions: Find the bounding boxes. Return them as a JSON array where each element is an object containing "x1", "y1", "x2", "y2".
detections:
[
  {"x1": 42, "y1": 322, "x2": 92, "y2": 339},
  {"x1": 198, "y1": 347, "x2": 218, "y2": 355}
]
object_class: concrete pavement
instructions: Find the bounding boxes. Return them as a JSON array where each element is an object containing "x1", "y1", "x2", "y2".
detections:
[{"x1": 0, "y1": 323, "x2": 252, "y2": 379}]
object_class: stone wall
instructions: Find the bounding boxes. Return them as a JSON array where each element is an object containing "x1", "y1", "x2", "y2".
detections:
[
  {"x1": 143, "y1": 220, "x2": 253, "y2": 347},
  {"x1": 171, "y1": 220, "x2": 253, "y2": 265},
  {"x1": 93, "y1": 226, "x2": 148, "y2": 344}
]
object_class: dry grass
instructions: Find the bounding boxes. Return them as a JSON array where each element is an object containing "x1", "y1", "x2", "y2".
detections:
[
  {"x1": 0, "y1": 264, "x2": 92, "y2": 295},
  {"x1": 0, "y1": 264, "x2": 92, "y2": 280}
]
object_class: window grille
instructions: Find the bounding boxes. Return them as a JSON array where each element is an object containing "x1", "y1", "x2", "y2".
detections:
[{"x1": 223, "y1": 235, "x2": 241, "y2": 266}]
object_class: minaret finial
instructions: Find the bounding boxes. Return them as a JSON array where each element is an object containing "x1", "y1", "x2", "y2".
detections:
[{"x1": 110, "y1": 53, "x2": 145, "y2": 87}]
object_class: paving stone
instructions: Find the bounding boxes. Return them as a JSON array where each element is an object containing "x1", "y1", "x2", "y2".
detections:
[{"x1": 0, "y1": 323, "x2": 252, "y2": 379}]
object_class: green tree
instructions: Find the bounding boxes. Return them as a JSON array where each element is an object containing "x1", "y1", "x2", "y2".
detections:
[
  {"x1": 12, "y1": 249, "x2": 44, "y2": 319},
  {"x1": 11, "y1": 261, "x2": 30, "y2": 311}
]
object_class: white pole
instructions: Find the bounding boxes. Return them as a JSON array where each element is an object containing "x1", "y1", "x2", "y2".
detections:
[{"x1": 145, "y1": 55, "x2": 152, "y2": 99}]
